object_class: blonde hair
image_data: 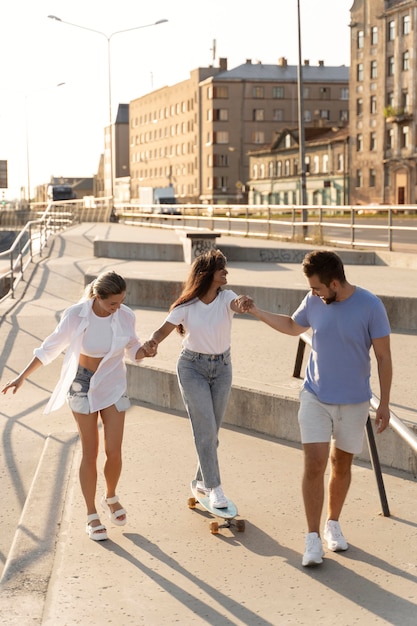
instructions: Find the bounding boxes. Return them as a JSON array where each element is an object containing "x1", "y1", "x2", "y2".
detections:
[{"x1": 83, "y1": 271, "x2": 126, "y2": 301}]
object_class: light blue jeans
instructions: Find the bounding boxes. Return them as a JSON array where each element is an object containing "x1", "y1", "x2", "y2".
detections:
[{"x1": 177, "y1": 347, "x2": 232, "y2": 489}]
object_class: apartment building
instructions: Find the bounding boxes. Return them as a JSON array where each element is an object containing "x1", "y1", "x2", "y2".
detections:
[
  {"x1": 248, "y1": 127, "x2": 349, "y2": 206},
  {"x1": 350, "y1": 0, "x2": 417, "y2": 205},
  {"x1": 129, "y1": 58, "x2": 349, "y2": 205}
]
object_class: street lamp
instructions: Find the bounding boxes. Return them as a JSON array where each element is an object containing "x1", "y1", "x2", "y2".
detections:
[
  {"x1": 296, "y1": 0, "x2": 308, "y2": 237},
  {"x1": 25, "y1": 82, "x2": 65, "y2": 204},
  {"x1": 48, "y1": 15, "x2": 168, "y2": 203}
]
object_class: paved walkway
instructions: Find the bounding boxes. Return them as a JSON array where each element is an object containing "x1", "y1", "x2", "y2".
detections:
[{"x1": 0, "y1": 224, "x2": 416, "y2": 625}]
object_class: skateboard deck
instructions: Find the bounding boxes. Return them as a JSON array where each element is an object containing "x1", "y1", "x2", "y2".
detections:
[{"x1": 188, "y1": 480, "x2": 245, "y2": 534}]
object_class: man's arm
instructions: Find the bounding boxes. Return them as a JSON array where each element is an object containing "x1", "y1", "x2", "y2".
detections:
[
  {"x1": 249, "y1": 305, "x2": 308, "y2": 336},
  {"x1": 372, "y1": 335, "x2": 392, "y2": 433}
]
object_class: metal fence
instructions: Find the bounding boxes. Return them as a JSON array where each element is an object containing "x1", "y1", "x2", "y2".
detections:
[
  {"x1": 0, "y1": 198, "x2": 113, "y2": 303},
  {"x1": 114, "y1": 203, "x2": 417, "y2": 253}
]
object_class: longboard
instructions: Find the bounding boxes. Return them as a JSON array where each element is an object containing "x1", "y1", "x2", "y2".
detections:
[{"x1": 188, "y1": 480, "x2": 245, "y2": 534}]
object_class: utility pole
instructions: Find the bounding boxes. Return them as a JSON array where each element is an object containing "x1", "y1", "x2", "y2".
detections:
[{"x1": 297, "y1": 0, "x2": 308, "y2": 238}]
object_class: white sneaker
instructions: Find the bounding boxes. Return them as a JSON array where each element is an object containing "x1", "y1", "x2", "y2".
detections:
[
  {"x1": 196, "y1": 480, "x2": 209, "y2": 495},
  {"x1": 302, "y1": 532, "x2": 324, "y2": 567},
  {"x1": 324, "y1": 520, "x2": 348, "y2": 552},
  {"x1": 209, "y1": 485, "x2": 228, "y2": 509}
]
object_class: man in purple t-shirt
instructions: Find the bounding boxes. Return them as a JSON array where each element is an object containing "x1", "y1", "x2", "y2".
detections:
[{"x1": 243, "y1": 250, "x2": 392, "y2": 567}]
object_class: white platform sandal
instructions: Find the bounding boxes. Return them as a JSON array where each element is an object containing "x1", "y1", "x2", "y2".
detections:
[
  {"x1": 101, "y1": 494, "x2": 127, "y2": 526},
  {"x1": 86, "y1": 513, "x2": 108, "y2": 541}
]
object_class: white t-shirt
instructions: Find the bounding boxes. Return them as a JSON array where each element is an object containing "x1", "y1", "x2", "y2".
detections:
[{"x1": 165, "y1": 289, "x2": 237, "y2": 354}]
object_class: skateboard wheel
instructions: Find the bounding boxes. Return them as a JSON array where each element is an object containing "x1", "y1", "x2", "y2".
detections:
[
  {"x1": 188, "y1": 497, "x2": 196, "y2": 508},
  {"x1": 209, "y1": 521, "x2": 219, "y2": 534},
  {"x1": 236, "y1": 519, "x2": 245, "y2": 532}
]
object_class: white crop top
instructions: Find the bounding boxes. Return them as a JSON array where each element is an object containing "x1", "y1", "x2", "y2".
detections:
[{"x1": 81, "y1": 311, "x2": 113, "y2": 357}]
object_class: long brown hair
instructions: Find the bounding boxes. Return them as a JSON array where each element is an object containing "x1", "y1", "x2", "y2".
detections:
[{"x1": 170, "y1": 249, "x2": 226, "y2": 334}]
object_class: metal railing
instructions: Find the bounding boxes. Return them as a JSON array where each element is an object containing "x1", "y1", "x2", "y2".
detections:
[
  {"x1": 114, "y1": 202, "x2": 417, "y2": 252},
  {"x1": 293, "y1": 331, "x2": 417, "y2": 517},
  {"x1": 0, "y1": 198, "x2": 113, "y2": 304}
]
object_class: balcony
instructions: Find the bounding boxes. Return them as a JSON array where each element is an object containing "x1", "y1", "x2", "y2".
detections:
[{"x1": 384, "y1": 106, "x2": 413, "y2": 124}]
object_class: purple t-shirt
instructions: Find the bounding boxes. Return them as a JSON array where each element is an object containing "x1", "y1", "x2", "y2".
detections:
[{"x1": 292, "y1": 286, "x2": 391, "y2": 404}]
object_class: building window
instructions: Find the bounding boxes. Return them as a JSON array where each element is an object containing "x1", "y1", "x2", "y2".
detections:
[
  {"x1": 388, "y1": 56, "x2": 394, "y2": 76},
  {"x1": 268, "y1": 161, "x2": 274, "y2": 177},
  {"x1": 340, "y1": 109, "x2": 349, "y2": 122},
  {"x1": 402, "y1": 91, "x2": 409, "y2": 110},
  {"x1": 214, "y1": 131, "x2": 229, "y2": 144},
  {"x1": 386, "y1": 128, "x2": 394, "y2": 149},
  {"x1": 356, "y1": 98, "x2": 363, "y2": 116},
  {"x1": 370, "y1": 60, "x2": 377, "y2": 79},
  {"x1": 388, "y1": 20, "x2": 395, "y2": 41},
  {"x1": 213, "y1": 176, "x2": 229, "y2": 189},
  {"x1": 340, "y1": 87, "x2": 349, "y2": 100},
  {"x1": 253, "y1": 109, "x2": 265, "y2": 121},
  {"x1": 323, "y1": 154, "x2": 329, "y2": 173},
  {"x1": 252, "y1": 86, "x2": 264, "y2": 98},
  {"x1": 357, "y1": 63, "x2": 364, "y2": 81},
  {"x1": 284, "y1": 135, "x2": 291, "y2": 148},
  {"x1": 403, "y1": 15, "x2": 411, "y2": 35},
  {"x1": 387, "y1": 92, "x2": 394, "y2": 108},
  {"x1": 370, "y1": 95, "x2": 377, "y2": 114},
  {"x1": 357, "y1": 30, "x2": 364, "y2": 49},
  {"x1": 252, "y1": 131, "x2": 265, "y2": 144},
  {"x1": 313, "y1": 156, "x2": 319, "y2": 174},
  {"x1": 305, "y1": 156, "x2": 310, "y2": 174},
  {"x1": 283, "y1": 160, "x2": 289, "y2": 176},
  {"x1": 213, "y1": 86, "x2": 228, "y2": 98},
  {"x1": 356, "y1": 169, "x2": 363, "y2": 187},
  {"x1": 304, "y1": 110, "x2": 312, "y2": 122},
  {"x1": 401, "y1": 126, "x2": 409, "y2": 148},
  {"x1": 273, "y1": 109, "x2": 284, "y2": 121},
  {"x1": 356, "y1": 134, "x2": 363, "y2": 151},
  {"x1": 277, "y1": 161, "x2": 282, "y2": 177},
  {"x1": 213, "y1": 108, "x2": 229, "y2": 121},
  {"x1": 303, "y1": 86, "x2": 310, "y2": 98},
  {"x1": 370, "y1": 132, "x2": 377, "y2": 151},
  {"x1": 369, "y1": 169, "x2": 376, "y2": 187},
  {"x1": 259, "y1": 164, "x2": 265, "y2": 179},
  {"x1": 213, "y1": 154, "x2": 230, "y2": 166},
  {"x1": 320, "y1": 87, "x2": 330, "y2": 100},
  {"x1": 337, "y1": 153, "x2": 344, "y2": 171},
  {"x1": 272, "y1": 86, "x2": 285, "y2": 99},
  {"x1": 402, "y1": 50, "x2": 409, "y2": 71},
  {"x1": 320, "y1": 110, "x2": 330, "y2": 120},
  {"x1": 371, "y1": 26, "x2": 378, "y2": 45}
]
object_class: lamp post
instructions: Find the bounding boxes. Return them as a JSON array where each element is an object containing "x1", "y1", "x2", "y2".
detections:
[
  {"x1": 296, "y1": 0, "x2": 308, "y2": 237},
  {"x1": 25, "y1": 82, "x2": 65, "y2": 204},
  {"x1": 48, "y1": 15, "x2": 168, "y2": 203}
]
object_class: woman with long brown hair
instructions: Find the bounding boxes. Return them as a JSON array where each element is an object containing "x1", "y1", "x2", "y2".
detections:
[{"x1": 148, "y1": 250, "x2": 246, "y2": 508}]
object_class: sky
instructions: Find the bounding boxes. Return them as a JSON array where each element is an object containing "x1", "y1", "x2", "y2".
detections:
[{"x1": 0, "y1": 0, "x2": 353, "y2": 200}]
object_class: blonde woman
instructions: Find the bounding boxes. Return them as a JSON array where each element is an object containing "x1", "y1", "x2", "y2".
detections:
[{"x1": 2, "y1": 271, "x2": 155, "y2": 540}]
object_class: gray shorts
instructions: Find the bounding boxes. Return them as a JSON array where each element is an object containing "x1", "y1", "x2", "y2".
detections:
[
  {"x1": 67, "y1": 365, "x2": 131, "y2": 414},
  {"x1": 298, "y1": 388, "x2": 370, "y2": 454}
]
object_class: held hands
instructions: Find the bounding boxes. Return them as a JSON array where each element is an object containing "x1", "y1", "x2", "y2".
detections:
[
  {"x1": 141, "y1": 339, "x2": 158, "y2": 358},
  {"x1": 235, "y1": 295, "x2": 255, "y2": 313}
]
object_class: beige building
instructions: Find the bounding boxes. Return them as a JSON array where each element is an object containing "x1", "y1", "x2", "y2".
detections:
[
  {"x1": 350, "y1": 0, "x2": 417, "y2": 205},
  {"x1": 129, "y1": 58, "x2": 349, "y2": 205},
  {"x1": 248, "y1": 127, "x2": 349, "y2": 206}
]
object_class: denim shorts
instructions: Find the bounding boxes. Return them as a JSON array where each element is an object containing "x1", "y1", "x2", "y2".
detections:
[{"x1": 67, "y1": 365, "x2": 131, "y2": 414}]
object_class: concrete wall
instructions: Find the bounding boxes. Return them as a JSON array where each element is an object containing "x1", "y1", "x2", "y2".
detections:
[{"x1": 127, "y1": 362, "x2": 417, "y2": 476}]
